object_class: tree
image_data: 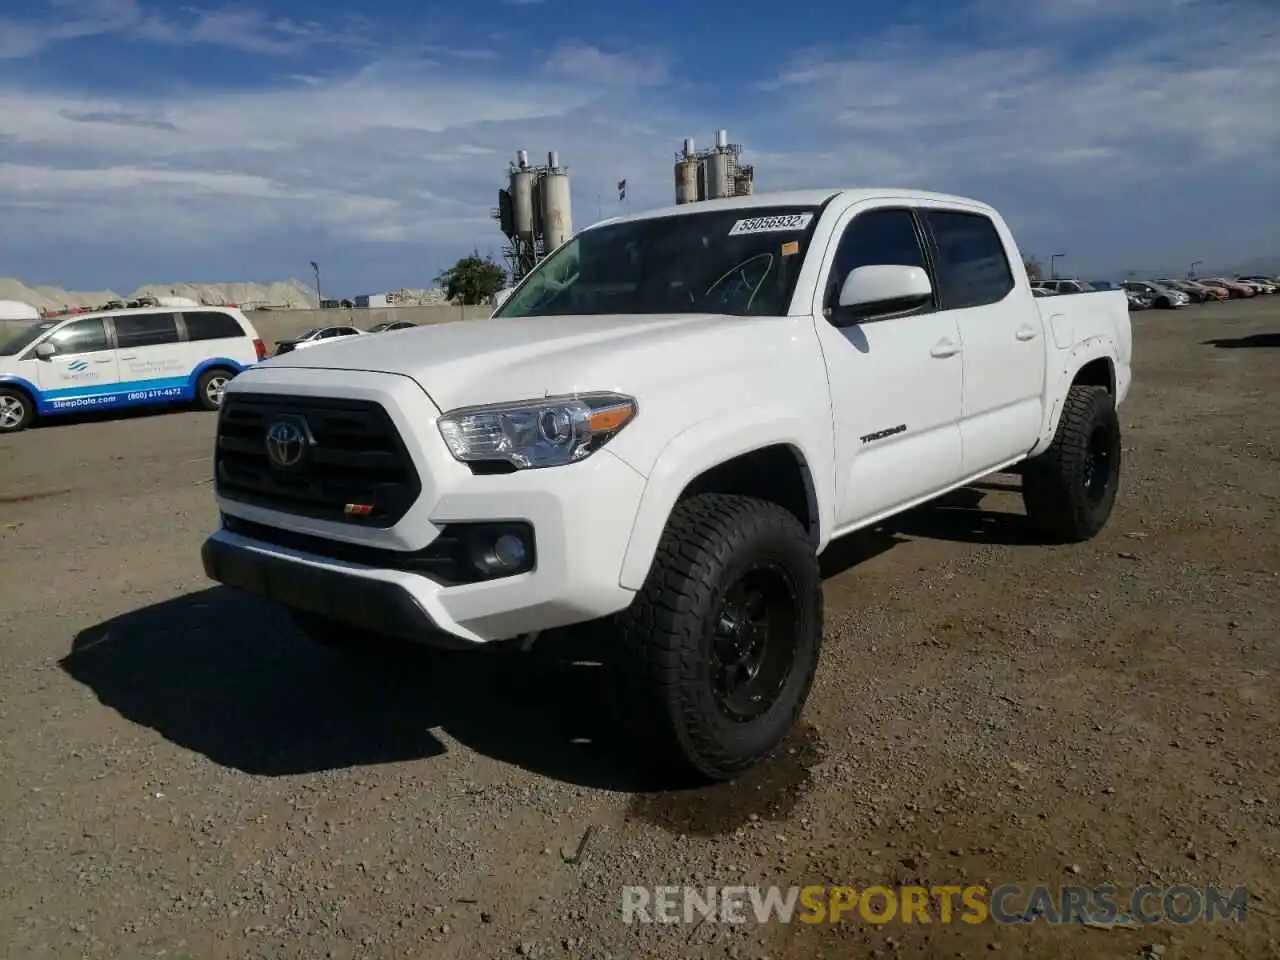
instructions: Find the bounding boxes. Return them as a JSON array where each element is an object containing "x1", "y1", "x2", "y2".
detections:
[
  {"x1": 435, "y1": 251, "x2": 507, "y2": 305},
  {"x1": 1024, "y1": 257, "x2": 1044, "y2": 281}
]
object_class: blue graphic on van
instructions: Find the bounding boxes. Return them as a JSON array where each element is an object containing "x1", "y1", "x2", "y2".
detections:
[{"x1": 67, "y1": 360, "x2": 89, "y2": 372}]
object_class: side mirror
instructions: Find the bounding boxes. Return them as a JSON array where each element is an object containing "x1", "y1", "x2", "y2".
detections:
[
  {"x1": 492, "y1": 287, "x2": 513, "y2": 308},
  {"x1": 833, "y1": 264, "x2": 933, "y2": 323},
  {"x1": 35, "y1": 343, "x2": 55, "y2": 360}
]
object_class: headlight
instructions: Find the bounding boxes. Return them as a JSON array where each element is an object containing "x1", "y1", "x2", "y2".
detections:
[{"x1": 437, "y1": 392, "x2": 638, "y2": 469}]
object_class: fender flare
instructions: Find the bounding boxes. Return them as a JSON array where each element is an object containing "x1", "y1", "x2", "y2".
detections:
[
  {"x1": 0, "y1": 374, "x2": 44, "y2": 413},
  {"x1": 617, "y1": 407, "x2": 834, "y2": 590},
  {"x1": 1029, "y1": 337, "x2": 1116, "y2": 458}
]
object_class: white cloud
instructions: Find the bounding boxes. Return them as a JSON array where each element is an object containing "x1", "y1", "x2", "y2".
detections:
[
  {"x1": 0, "y1": 0, "x2": 1275, "y2": 291},
  {"x1": 545, "y1": 44, "x2": 669, "y2": 88},
  {"x1": 0, "y1": 0, "x2": 370, "y2": 59}
]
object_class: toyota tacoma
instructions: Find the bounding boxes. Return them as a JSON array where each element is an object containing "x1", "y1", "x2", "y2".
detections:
[{"x1": 201, "y1": 189, "x2": 1133, "y2": 781}]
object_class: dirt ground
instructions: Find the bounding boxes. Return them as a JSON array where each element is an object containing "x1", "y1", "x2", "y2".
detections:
[{"x1": 1, "y1": 300, "x2": 1277, "y2": 960}]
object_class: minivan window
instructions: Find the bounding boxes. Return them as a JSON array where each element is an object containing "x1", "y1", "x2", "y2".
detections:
[
  {"x1": 115, "y1": 313, "x2": 179, "y2": 349},
  {"x1": 184, "y1": 310, "x2": 244, "y2": 341},
  {"x1": 46, "y1": 317, "x2": 110, "y2": 354},
  {"x1": 0, "y1": 320, "x2": 56, "y2": 357}
]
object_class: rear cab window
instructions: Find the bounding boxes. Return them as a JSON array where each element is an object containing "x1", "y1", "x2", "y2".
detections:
[{"x1": 922, "y1": 210, "x2": 1015, "y2": 310}]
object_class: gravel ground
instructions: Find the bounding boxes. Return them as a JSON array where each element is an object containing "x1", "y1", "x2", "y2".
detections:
[{"x1": 1, "y1": 299, "x2": 1277, "y2": 960}]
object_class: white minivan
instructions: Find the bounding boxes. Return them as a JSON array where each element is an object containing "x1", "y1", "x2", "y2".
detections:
[{"x1": 0, "y1": 306, "x2": 266, "y2": 434}]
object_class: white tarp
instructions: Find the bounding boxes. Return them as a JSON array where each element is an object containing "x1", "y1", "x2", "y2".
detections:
[{"x1": 0, "y1": 299, "x2": 40, "y2": 321}]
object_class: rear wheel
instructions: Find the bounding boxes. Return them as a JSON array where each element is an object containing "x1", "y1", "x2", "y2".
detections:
[
  {"x1": 0, "y1": 387, "x2": 34, "y2": 434},
  {"x1": 1022, "y1": 385, "x2": 1121, "y2": 543},
  {"x1": 611, "y1": 493, "x2": 824, "y2": 783},
  {"x1": 196, "y1": 368, "x2": 234, "y2": 411}
]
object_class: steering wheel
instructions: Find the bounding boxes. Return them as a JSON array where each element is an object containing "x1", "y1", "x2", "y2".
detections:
[{"x1": 705, "y1": 253, "x2": 775, "y2": 310}]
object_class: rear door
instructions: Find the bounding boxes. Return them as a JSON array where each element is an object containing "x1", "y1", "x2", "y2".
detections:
[
  {"x1": 919, "y1": 206, "x2": 1045, "y2": 475},
  {"x1": 30, "y1": 317, "x2": 120, "y2": 410},
  {"x1": 110, "y1": 312, "x2": 189, "y2": 403}
]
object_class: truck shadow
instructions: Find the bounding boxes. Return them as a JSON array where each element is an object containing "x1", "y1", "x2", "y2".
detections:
[
  {"x1": 59, "y1": 587, "x2": 650, "y2": 789},
  {"x1": 1203, "y1": 333, "x2": 1280, "y2": 349},
  {"x1": 58, "y1": 481, "x2": 1039, "y2": 792}
]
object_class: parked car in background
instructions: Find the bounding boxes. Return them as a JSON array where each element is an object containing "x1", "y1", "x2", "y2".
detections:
[
  {"x1": 1201, "y1": 278, "x2": 1255, "y2": 298},
  {"x1": 1156, "y1": 279, "x2": 1213, "y2": 303},
  {"x1": 0, "y1": 305, "x2": 265, "y2": 433},
  {"x1": 367, "y1": 321, "x2": 419, "y2": 333},
  {"x1": 1037, "y1": 278, "x2": 1096, "y2": 294},
  {"x1": 273, "y1": 326, "x2": 365, "y2": 355},
  {"x1": 1181, "y1": 279, "x2": 1229, "y2": 301},
  {"x1": 1236, "y1": 276, "x2": 1276, "y2": 294},
  {"x1": 1126, "y1": 291, "x2": 1152, "y2": 311},
  {"x1": 1123, "y1": 281, "x2": 1186, "y2": 309},
  {"x1": 1087, "y1": 280, "x2": 1125, "y2": 294}
]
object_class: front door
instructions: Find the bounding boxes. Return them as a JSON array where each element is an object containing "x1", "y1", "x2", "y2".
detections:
[
  {"x1": 810, "y1": 204, "x2": 965, "y2": 529},
  {"x1": 919, "y1": 206, "x2": 1046, "y2": 474},
  {"x1": 31, "y1": 317, "x2": 121, "y2": 413}
]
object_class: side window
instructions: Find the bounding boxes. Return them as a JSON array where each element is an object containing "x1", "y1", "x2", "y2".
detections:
[
  {"x1": 45, "y1": 318, "x2": 110, "y2": 355},
  {"x1": 115, "y1": 313, "x2": 179, "y2": 349},
  {"x1": 824, "y1": 207, "x2": 931, "y2": 311},
  {"x1": 923, "y1": 210, "x2": 1015, "y2": 310},
  {"x1": 183, "y1": 310, "x2": 244, "y2": 341}
]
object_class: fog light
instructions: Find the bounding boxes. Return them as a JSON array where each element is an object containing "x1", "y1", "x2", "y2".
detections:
[{"x1": 469, "y1": 531, "x2": 529, "y2": 576}]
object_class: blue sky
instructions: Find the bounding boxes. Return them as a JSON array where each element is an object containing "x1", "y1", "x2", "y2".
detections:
[{"x1": 0, "y1": 0, "x2": 1276, "y2": 296}]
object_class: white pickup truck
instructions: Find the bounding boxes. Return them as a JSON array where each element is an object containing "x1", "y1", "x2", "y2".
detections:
[{"x1": 201, "y1": 188, "x2": 1132, "y2": 781}]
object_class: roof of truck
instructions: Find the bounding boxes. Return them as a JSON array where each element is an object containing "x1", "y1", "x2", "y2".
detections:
[{"x1": 607, "y1": 188, "x2": 995, "y2": 225}]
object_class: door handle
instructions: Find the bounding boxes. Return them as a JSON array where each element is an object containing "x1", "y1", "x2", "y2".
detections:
[
  {"x1": 1016, "y1": 325, "x2": 1038, "y2": 341},
  {"x1": 119, "y1": 355, "x2": 137, "y2": 360},
  {"x1": 94, "y1": 358, "x2": 113, "y2": 364},
  {"x1": 930, "y1": 339, "x2": 961, "y2": 358}
]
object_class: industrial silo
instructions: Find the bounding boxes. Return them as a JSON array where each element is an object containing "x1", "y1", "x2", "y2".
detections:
[
  {"x1": 539, "y1": 151, "x2": 573, "y2": 250},
  {"x1": 511, "y1": 152, "x2": 536, "y2": 244},
  {"x1": 674, "y1": 138, "x2": 699, "y2": 204},
  {"x1": 704, "y1": 129, "x2": 733, "y2": 200}
]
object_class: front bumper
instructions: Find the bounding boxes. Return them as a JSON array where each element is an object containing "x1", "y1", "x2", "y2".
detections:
[
  {"x1": 206, "y1": 366, "x2": 649, "y2": 644},
  {"x1": 201, "y1": 531, "x2": 475, "y2": 649}
]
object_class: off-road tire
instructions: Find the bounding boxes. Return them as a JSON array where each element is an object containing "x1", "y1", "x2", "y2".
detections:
[
  {"x1": 196, "y1": 368, "x2": 234, "y2": 412},
  {"x1": 1022, "y1": 384, "x2": 1121, "y2": 542},
  {"x1": 611, "y1": 493, "x2": 824, "y2": 783},
  {"x1": 0, "y1": 386, "x2": 35, "y2": 434}
]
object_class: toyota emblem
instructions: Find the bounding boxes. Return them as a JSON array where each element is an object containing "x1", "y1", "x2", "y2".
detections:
[{"x1": 265, "y1": 418, "x2": 307, "y2": 469}]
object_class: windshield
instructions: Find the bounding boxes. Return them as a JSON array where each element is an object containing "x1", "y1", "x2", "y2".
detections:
[
  {"x1": 492, "y1": 205, "x2": 825, "y2": 318},
  {"x1": 0, "y1": 320, "x2": 57, "y2": 357}
]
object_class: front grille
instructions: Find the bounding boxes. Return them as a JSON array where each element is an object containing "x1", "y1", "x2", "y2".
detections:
[{"x1": 215, "y1": 394, "x2": 422, "y2": 527}]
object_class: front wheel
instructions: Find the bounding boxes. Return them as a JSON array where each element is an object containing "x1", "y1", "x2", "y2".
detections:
[
  {"x1": 0, "y1": 387, "x2": 34, "y2": 434},
  {"x1": 612, "y1": 493, "x2": 824, "y2": 783},
  {"x1": 1022, "y1": 385, "x2": 1121, "y2": 543}
]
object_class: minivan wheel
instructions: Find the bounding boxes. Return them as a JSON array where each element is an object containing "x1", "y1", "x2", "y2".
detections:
[
  {"x1": 612, "y1": 493, "x2": 824, "y2": 783},
  {"x1": 196, "y1": 368, "x2": 233, "y2": 411},
  {"x1": 0, "y1": 387, "x2": 34, "y2": 433}
]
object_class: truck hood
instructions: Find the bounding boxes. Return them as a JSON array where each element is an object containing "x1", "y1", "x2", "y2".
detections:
[{"x1": 250, "y1": 312, "x2": 783, "y2": 412}]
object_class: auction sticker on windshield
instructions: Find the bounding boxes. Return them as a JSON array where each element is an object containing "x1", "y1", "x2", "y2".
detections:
[{"x1": 728, "y1": 213, "x2": 814, "y2": 235}]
